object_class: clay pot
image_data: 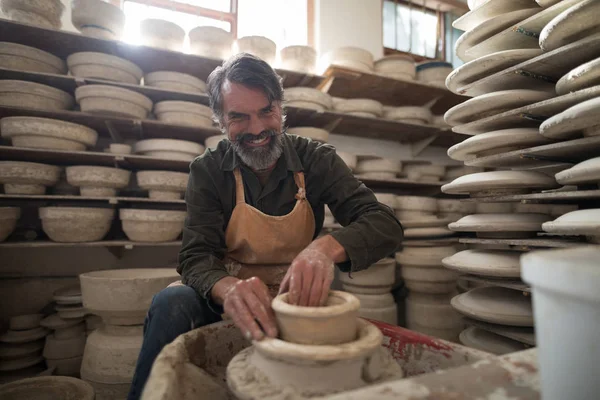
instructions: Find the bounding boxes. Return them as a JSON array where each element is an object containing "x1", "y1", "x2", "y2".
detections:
[
  {"x1": 75, "y1": 85, "x2": 153, "y2": 119},
  {"x1": 286, "y1": 127, "x2": 329, "y2": 142},
  {"x1": 136, "y1": 171, "x2": 189, "y2": 200},
  {"x1": 133, "y1": 139, "x2": 205, "y2": 161},
  {"x1": 284, "y1": 87, "x2": 333, "y2": 110},
  {"x1": 80, "y1": 268, "x2": 179, "y2": 325},
  {"x1": 81, "y1": 324, "x2": 143, "y2": 384},
  {"x1": 235, "y1": 36, "x2": 277, "y2": 65},
  {"x1": 0, "y1": 42, "x2": 66, "y2": 74},
  {"x1": 272, "y1": 290, "x2": 360, "y2": 345},
  {"x1": 188, "y1": 26, "x2": 233, "y2": 60},
  {"x1": 0, "y1": 161, "x2": 60, "y2": 195},
  {"x1": 43, "y1": 333, "x2": 86, "y2": 359},
  {"x1": 204, "y1": 135, "x2": 227, "y2": 150},
  {"x1": 39, "y1": 207, "x2": 115, "y2": 243},
  {"x1": 1, "y1": 117, "x2": 98, "y2": 151},
  {"x1": 154, "y1": 101, "x2": 213, "y2": 128},
  {"x1": 144, "y1": 71, "x2": 207, "y2": 94},
  {"x1": 139, "y1": 19, "x2": 185, "y2": 52},
  {"x1": 9, "y1": 314, "x2": 43, "y2": 331},
  {"x1": 339, "y1": 258, "x2": 396, "y2": 294},
  {"x1": 67, "y1": 52, "x2": 143, "y2": 85},
  {"x1": 0, "y1": 376, "x2": 94, "y2": 400},
  {"x1": 71, "y1": 0, "x2": 126, "y2": 39},
  {"x1": 1, "y1": 0, "x2": 64, "y2": 29},
  {"x1": 0, "y1": 207, "x2": 20, "y2": 242},
  {"x1": 279, "y1": 45, "x2": 317, "y2": 74},
  {"x1": 119, "y1": 209, "x2": 186, "y2": 242},
  {"x1": 65, "y1": 166, "x2": 130, "y2": 197},
  {"x1": 0, "y1": 80, "x2": 73, "y2": 111}
]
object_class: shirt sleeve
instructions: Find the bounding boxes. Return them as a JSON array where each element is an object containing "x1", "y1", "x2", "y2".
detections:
[
  {"x1": 177, "y1": 155, "x2": 230, "y2": 312},
  {"x1": 304, "y1": 143, "x2": 404, "y2": 272}
]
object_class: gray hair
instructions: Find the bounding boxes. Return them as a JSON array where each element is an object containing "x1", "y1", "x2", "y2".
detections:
[{"x1": 207, "y1": 53, "x2": 284, "y2": 124}]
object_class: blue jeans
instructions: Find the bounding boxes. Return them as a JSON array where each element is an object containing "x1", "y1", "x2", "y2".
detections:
[{"x1": 127, "y1": 285, "x2": 222, "y2": 400}]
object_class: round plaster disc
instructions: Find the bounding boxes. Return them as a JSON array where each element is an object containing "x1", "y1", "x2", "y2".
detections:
[
  {"x1": 459, "y1": 326, "x2": 527, "y2": 355},
  {"x1": 442, "y1": 249, "x2": 522, "y2": 278}
]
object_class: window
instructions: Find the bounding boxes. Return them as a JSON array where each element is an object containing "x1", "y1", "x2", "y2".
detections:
[{"x1": 383, "y1": 0, "x2": 442, "y2": 59}]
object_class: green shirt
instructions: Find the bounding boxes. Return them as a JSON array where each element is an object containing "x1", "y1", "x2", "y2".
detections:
[{"x1": 178, "y1": 134, "x2": 404, "y2": 303}]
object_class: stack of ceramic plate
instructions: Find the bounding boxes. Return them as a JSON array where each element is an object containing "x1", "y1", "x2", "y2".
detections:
[
  {"x1": 354, "y1": 157, "x2": 401, "y2": 180},
  {"x1": 338, "y1": 258, "x2": 398, "y2": 325},
  {"x1": 395, "y1": 196, "x2": 454, "y2": 239},
  {"x1": 396, "y1": 245, "x2": 463, "y2": 342},
  {"x1": 0, "y1": 314, "x2": 49, "y2": 380}
]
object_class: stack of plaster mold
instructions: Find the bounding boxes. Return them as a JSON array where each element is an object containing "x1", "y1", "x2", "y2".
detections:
[
  {"x1": 383, "y1": 105, "x2": 432, "y2": 125},
  {"x1": 284, "y1": 87, "x2": 333, "y2": 112},
  {"x1": 139, "y1": 19, "x2": 185, "y2": 52},
  {"x1": 374, "y1": 54, "x2": 415, "y2": 81},
  {"x1": 71, "y1": 0, "x2": 126, "y2": 40},
  {"x1": 133, "y1": 139, "x2": 205, "y2": 161},
  {"x1": 0, "y1": 161, "x2": 60, "y2": 195},
  {"x1": 321, "y1": 47, "x2": 374, "y2": 73},
  {"x1": 396, "y1": 244, "x2": 463, "y2": 342},
  {"x1": 66, "y1": 166, "x2": 131, "y2": 197},
  {"x1": 279, "y1": 45, "x2": 317, "y2": 74},
  {"x1": 0, "y1": 207, "x2": 20, "y2": 242},
  {"x1": 395, "y1": 196, "x2": 453, "y2": 239},
  {"x1": 286, "y1": 127, "x2": 330, "y2": 143},
  {"x1": 154, "y1": 101, "x2": 213, "y2": 128},
  {"x1": 1, "y1": 117, "x2": 99, "y2": 151},
  {"x1": 205, "y1": 135, "x2": 227, "y2": 150},
  {"x1": 437, "y1": 198, "x2": 477, "y2": 223},
  {"x1": 402, "y1": 162, "x2": 446, "y2": 183},
  {"x1": 338, "y1": 259, "x2": 398, "y2": 325},
  {"x1": 416, "y1": 61, "x2": 453, "y2": 88},
  {"x1": 234, "y1": 36, "x2": 277, "y2": 65},
  {"x1": 0, "y1": 80, "x2": 73, "y2": 111},
  {"x1": 105, "y1": 143, "x2": 133, "y2": 155},
  {"x1": 41, "y1": 286, "x2": 88, "y2": 377},
  {"x1": 334, "y1": 98, "x2": 383, "y2": 118},
  {"x1": 188, "y1": 26, "x2": 233, "y2": 60},
  {"x1": 75, "y1": 85, "x2": 153, "y2": 120},
  {"x1": 67, "y1": 52, "x2": 143, "y2": 85},
  {"x1": 144, "y1": 71, "x2": 207, "y2": 94},
  {"x1": 39, "y1": 206, "x2": 115, "y2": 243},
  {"x1": 1, "y1": 0, "x2": 64, "y2": 29},
  {"x1": 120, "y1": 209, "x2": 186, "y2": 242},
  {"x1": 0, "y1": 314, "x2": 49, "y2": 380},
  {"x1": 80, "y1": 268, "x2": 179, "y2": 400},
  {"x1": 0, "y1": 42, "x2": 66, "y2": 75},
  {"x1": 337, "y1": 151, "x2": 357, "y2": 171},
  {"x1": 354, "y1": 157, "x2": 401, "y2": 180},
  {"x1": 227, "y1": 290, "x2": 403, "y2": 398},
  {"x1": 136, "y1": 171, "x2": 189, "y2": 200}
]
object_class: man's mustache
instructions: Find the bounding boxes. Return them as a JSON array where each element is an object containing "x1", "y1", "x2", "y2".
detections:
[{"x1": 233, "y1": 130, "x2": 282, "y2": 143}]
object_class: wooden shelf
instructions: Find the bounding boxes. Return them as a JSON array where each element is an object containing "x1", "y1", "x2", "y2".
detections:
[
  {"x1": 464, "y1": 136, "x2": 600, "y2": 168},
  {"x1": 0, "y1": 194, "x2": 185, "y2": 205},
  {"x1": 464, "y1": 0, "x2": 581, "y2": 62},
  {"x1": 460, "y1": 33, "x2": 600, "y2": 97},
  {"x1": 0, "y1": 146, "x2": 190, "y2": 171},
  {"x1": 319, "y1": 65, "x2": 468, "y2": 115},
  {"x1": 459, "y1": 237, "x2": 592, "y2": 249},
  {"x1": 453, "y1": 86, "x2": 600, "y2": 135},
  {"x1": 463, "y1": 189, "x2": 600, "y2": 204},
  {"x1": 452, "y1": 0, "x2": 539, "y2": 32},
  {"x1": 0, "y1": 19, "x2": 323, "y2": 89},
  {"x1": 0, "y1": 240, "x2": 182, "y2": 249},
  {"x1": 461, "y1": 274, "x2": 531, "y2": 293},
  {"x1": 464, "y1": 318, "x2": 536, "y2": 346}
]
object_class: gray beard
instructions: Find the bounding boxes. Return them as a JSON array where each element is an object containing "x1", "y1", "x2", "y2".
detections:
[{"x1": 231, "y1": 132, "x2": 284, "y2": 170}]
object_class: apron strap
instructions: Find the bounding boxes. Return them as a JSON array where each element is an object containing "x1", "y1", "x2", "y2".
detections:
[
  {"x1": 233, "y1": 168, "x2": 246, "y2": 204},
  {"x1": 294, "y1": 172, "x2": 307, "y2": 200}
]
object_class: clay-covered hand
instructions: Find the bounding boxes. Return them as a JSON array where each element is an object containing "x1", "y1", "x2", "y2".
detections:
[
  {"x1": 223, "y1": 277, "x2": 278, "y2": 341},
  {"x1": 278, "y1": 248, "x2": 335, "y2": 307}
]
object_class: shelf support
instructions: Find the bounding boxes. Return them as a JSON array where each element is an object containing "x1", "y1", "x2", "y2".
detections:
[
  {"x1": 410, "y1": 134, "x2": 438, "y2": 157},
  {"x1": 106, "y1": 246, "x2": 125, "y2": 259}
]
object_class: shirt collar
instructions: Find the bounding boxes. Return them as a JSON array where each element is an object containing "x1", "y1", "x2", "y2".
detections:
[{"x1": 220, "y1": 133, "x2": 303, "y2": 172}]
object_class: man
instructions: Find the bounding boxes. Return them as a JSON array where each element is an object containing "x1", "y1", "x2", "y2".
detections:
[{"x1": 127, "y1": 53, "x2": 403, "y2": 400}]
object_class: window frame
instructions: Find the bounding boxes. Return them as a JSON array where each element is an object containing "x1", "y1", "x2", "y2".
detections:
[{"x1": 382, "y1": 0, "x2": 447, "y2": 62}]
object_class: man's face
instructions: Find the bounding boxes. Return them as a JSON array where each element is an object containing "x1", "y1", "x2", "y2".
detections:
[{"x1": 221, "y1": 80, "x2": 284, "y2": 170}]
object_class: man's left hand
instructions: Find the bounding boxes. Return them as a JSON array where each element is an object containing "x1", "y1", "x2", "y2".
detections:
[{"x1": 278, "y1": 248, "x2": 335, "y2": 307}]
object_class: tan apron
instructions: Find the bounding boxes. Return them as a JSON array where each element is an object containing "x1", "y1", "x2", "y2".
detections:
[{"x1": 223, "y1": 167, "x2": 315, "y2": 297}]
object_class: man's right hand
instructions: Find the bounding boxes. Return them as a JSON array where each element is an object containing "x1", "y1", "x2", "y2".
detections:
[{"x1": 212, "y1": 276, "x2": 278, "y2": 341}]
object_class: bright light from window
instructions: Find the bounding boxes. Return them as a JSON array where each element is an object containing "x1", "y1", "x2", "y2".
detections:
[
  {"x1": 174, "y1": 0, "x2": 230, "y2": 13},
  {"x1": 383, "y1": 1, "x2": 439, "y2": 58},
  {"x1": 122, "y1": 1, "x2": 231, "y2": 53}
]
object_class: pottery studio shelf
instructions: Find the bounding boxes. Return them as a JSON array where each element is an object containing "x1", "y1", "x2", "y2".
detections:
[
  {"x1": 462, "y1": 0, "x2": 583, "y2": 64},
  {"x1": 0, "y1": 19, "x2": 324, "y2": 89},
  {"x1": 0, "y1": 194, "x2": 185, "y2": 206},
  {"x1": 463, "y1": 136, "x2": 600, "y2": 169},
  {"x1": 461, "y1": 274, "x2": 531, "y2": 293},
  {"x1": 464, "y1": 318, "x2": 536, "y2": 346},
  {"x1": 319, "y1": 65, "x2": 468, "y2": 115},
  {"x1": 463, "y1": 189, "x2": 600, "y2": 204},
  {"x1": 458, "y1": 237, "x2": 593, "y2": 249},
  {"x1": 458, "y1": 34, "x2": 600, "y2": 97},
  {"x1": 0, "y1": 240, "x2": 182, "y2": 249},
  {"x1": 453, "y1": 86, "x2": 600, "y2": 135},
  {"x1": 0, "y1": 67, "x2": 465, "y2": 148}
]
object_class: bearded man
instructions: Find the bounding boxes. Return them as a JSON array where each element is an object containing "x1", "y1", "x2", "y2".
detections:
[{"x1": 127, "y1": 53, "x2": 403, "y2": 400}]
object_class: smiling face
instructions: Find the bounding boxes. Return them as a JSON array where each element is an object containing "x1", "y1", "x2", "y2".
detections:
[{"x1": 221, "y1": 80, "x2": 285, "y2": 170}]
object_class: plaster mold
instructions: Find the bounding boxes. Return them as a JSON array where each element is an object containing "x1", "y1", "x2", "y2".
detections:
[
  {"x1": 71, "y1": 0, "x2": 125, "y2": 39},
  {"x1": 139, "y1": 19, "x2": 185, "y2": 52},
  {"x1": 284, "y1": 87, "x2": 333, "y2": 110},
  {"x1": 144, "y1": 71, "x2": 207, "y2": 94},
  {"x1": 1, "y1": 0, "x2": 63, "y2": 29},
  {"x1": 136, "y1": 170, "x2": 189, "y2": 200},
  {"x1": 339, "y1": 258, "x2": 395, "y2": 294},
  {"x1": 120, "y1": 209, "x2": 186, "y2": 242},
  {"x1": 67, "y1": 52, "x2": 143, "y2": 85},
  {"x1": 235, "y1": 36, "x2": 277, "y2": 65},
  {"x1": 287, "y1": 127, "x2": 329, "y2": 142},
  {"x1": 66, "y1": 166, "x2": 131, "y2": 197},
  {"x1": 0, "y1": 42, "x2": 66, "y2": 74},
  {"x1": 1, "y1": 117, "x2": 98, "y2": 151},
  {"x1": 75, "y1": 85, "x2": 153, "y2": 119},
  {"x1": 0, "y1": 207, "x2": 20, "y2": 242},
  {"x1": 188, "y1": 26, "x2": 233, "y2": 60},
  {"x1": 0, "y1": 161, "x2": 60, "y2": 194},
  {"x1": 0, "y1": 80, "x2": 73, "y2": 111},
  {"x1": 39, "y1": 207, "x2": 114, "y2": 242},
  {"x1": 279, "y1": 45, "x2": 317, "y2": 74},
  {"x1": 133, "y1": 138, "x2": 204, "y2": 161},
  {"x1": 154, "y1": 101, "x2": 213, "y2": 128}
]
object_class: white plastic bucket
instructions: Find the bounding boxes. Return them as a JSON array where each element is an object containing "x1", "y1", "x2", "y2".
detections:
[{"x1": 521, "y1": 247, "x2": 600, "y2": 400}]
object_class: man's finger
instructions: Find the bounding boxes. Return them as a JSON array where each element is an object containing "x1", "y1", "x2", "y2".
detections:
[
  {"x1": 232, "y1": 296, "x2": 264, "y2": 341},
  {"x1": 319, "y1": 273, "x2": 333, "y2": 306},
  {"x1": 307, "y1": 267, "x2": 323, "y2": 307},
  {"x1": 298, "y1": 265, "x2": 314, "y2": 306},
  {"x1": 278, "y1": 272, "x2": 291, "y2": 295},
  {"x1": 245, "y1": 286, "x2": 277, "y2": 338}
]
